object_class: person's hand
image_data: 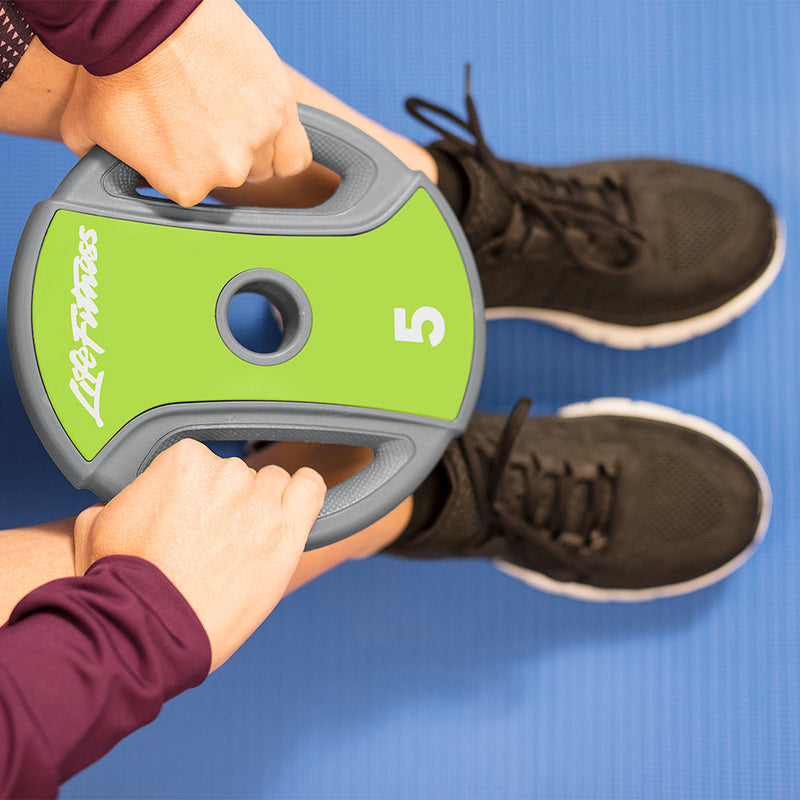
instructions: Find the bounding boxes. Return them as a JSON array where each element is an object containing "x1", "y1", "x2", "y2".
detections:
[
  {"x1": 60, "y1": 0, "x2": 312, "y2": 206},
  {"x1": 73, "y1": 439, "x2": 326, "y2": 671}
]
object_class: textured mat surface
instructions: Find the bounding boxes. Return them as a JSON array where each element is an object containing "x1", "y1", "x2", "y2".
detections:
[{"x1": 0, "y1": 1, "x2": 796, "y2": 798}]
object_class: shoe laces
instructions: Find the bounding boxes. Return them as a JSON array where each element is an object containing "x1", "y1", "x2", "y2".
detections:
[
  {"x1": 406, "y1": 65, "x2": 645, "y2": 274},
  {"x1": 459, "y1": 398, "x2": 617, "y2": 561}
]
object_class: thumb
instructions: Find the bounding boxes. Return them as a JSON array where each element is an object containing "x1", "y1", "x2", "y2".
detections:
[
  {"x1": 280, "y1": 468, "x2": 326, "y2": 547},
  {"x1": 271, "y1": 111, "x2": 313, "y2": 178}
]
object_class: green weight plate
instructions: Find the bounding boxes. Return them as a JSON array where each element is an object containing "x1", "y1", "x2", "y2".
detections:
[{"x1": 8, "y1": 105, "x2": 485, "y2": 549}]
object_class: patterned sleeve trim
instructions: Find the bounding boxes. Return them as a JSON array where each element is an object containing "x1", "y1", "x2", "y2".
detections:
[{"x1": 0, "y1": 0, "x2": 33, "y2": 86}]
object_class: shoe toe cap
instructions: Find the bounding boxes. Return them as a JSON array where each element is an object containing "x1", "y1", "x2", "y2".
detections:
[
  {"x1": 597, "y1": 419, "x2": 767, "y2": 591},
  {"x1": 631, "y1": 160, "x2": 779, "y2": 310}
]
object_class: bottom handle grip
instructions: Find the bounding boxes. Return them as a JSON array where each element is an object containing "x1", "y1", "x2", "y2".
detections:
[{"x1": 72, "y1": 402, "x2": 458, "y2": 550}]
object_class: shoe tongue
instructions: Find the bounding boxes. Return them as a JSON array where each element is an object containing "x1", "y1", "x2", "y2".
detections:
[{"x1": 430, "y1": 142, "x2": 514, "y2": 248}]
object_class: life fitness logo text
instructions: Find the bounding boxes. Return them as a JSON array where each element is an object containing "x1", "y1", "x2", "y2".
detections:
[{"x1": 69, "y1": 225, "x2": 104, "y2": 428}]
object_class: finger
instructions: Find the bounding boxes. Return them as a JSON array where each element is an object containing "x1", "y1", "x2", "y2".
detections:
[
  {"x1": 255, "y1": 464, "x2": 292, "y2": 503},
  {"x1": 246, "y1": 138, "x2": 276, "y2": 184},
  {"x1": 280, "y1": 467, "x2": 326, "y2": 536},
  {"x1": 271, "y1": 111, "x2": 312, "y2": 179},
  {"x1": 219, "y1": 455, "x2": 257, "y2": 487}
]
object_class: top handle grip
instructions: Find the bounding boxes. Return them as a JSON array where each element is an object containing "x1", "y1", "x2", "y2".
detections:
[{"x1": 56, "y1": 105, "x2": 416, "y2": 227}]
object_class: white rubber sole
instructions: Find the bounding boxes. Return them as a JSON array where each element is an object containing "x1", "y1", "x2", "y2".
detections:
[
  {"x1": 485, "y1": 217, "x2": 786, "y2": 349},
  {"x1": 494, "y1": 398, "x2": 772, "y2": 602}
]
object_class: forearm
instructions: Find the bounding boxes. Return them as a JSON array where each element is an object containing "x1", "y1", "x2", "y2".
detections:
[{"x1": 0, "y1": 556, "x2": 210, "y2": 797}]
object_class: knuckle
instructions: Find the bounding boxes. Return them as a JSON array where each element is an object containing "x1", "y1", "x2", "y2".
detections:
[
  {"x1": 255, "y1": 105, "x2": 287, "y2": 146},
  {"x1": 172, "y1": 185, "x2": 206, "y2": 207},
  {"x1": 59, "y1": 120, "x2": 76, "y2": 150},
  {"x1": 220, "y1": 153, "x2": 252, "y2": 188},
  {"x1": 219, "y1": 457, "x2": 256, "y2": 491},
  {"x1": 59, "y1": 111, "x2": 87, "y2": 153},
  {"x1": 259, "y1": 464, "x2": 291, "y2": 484},
  {"x1": 222, "y1": 455, "x2": 250, "y2": 475},
  {"x1": 292, "y1": 155, "x2": 311, "y2": 177},
  {"x1": 163, "y1": 438, "x2": 207, "y2": 468},
  {"x1": 172, "y1": 437, "x2": 204, "y2": 457},
  {"x1": 276, "y1": 93, "x2": 292, "y2": 118},
  {"x1": 219, "y1": 458, "x2": 253, "y2": 488},
  {"x1": 152, "y1": 170, "x2": 208, "y2": 207}
]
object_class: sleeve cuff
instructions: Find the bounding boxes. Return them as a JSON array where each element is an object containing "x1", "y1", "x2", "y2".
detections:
[{"x1": 13, "y1": 0, "x2": 203, "y2": 75}]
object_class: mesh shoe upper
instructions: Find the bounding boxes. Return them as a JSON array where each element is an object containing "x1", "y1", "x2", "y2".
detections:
[
  {"x1": 385, "y1": 399, "x2": 766, "y2": 593},
  {"x1": 408, "y1": 70, "x2": 779, "y2": 328}
]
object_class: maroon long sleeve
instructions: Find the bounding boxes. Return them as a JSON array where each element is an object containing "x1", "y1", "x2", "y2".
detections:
[
  {"x1": 0, "y1": 555, "x2": 211, "y2": 799},
  {"x1": 12, "y1": 0, "x2": 202, "y2": 75}
]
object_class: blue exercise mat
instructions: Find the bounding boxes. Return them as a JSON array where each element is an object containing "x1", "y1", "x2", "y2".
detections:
[{"x1": 0, "y1": 1, "x2": 796, "y2": 797}]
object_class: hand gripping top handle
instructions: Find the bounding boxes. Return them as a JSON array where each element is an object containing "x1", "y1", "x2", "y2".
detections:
[{"x1": 8, "y1": 105, "x2": 485, "y2": 550}]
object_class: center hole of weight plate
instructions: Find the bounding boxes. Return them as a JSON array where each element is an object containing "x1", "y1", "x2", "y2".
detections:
[
  {"x1": 216, "y1": 269, "x2": 312, "y2": 366},
  {"x1": 227, "y1": 291, "x2": 283, "y2": 355}
]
